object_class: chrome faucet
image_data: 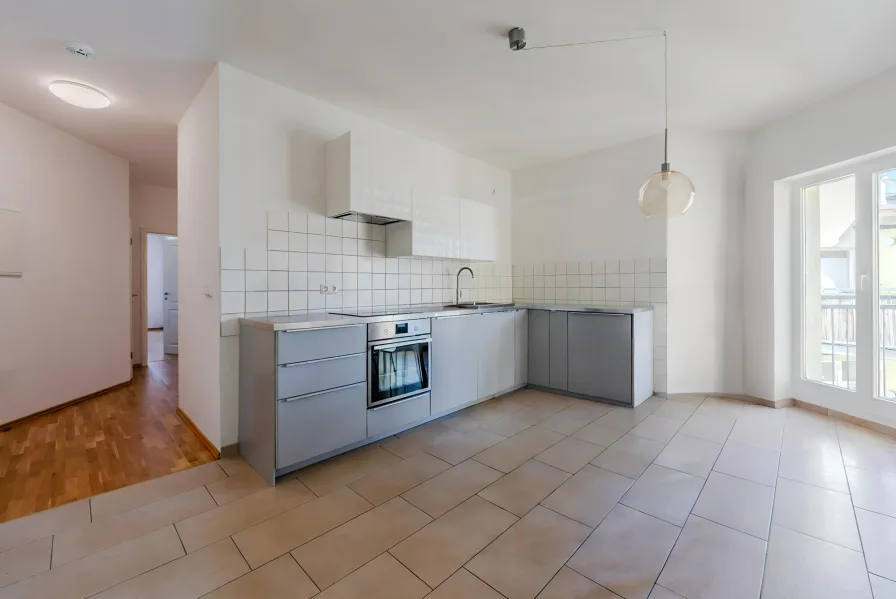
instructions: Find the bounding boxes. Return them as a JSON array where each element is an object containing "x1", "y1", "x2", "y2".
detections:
[{"x1": 456, "y1": 267, "x2": 474, "y2": 305}]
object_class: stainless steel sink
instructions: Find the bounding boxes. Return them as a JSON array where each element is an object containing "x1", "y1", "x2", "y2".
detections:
[{"x1": 444, "y1": 302, "x2": 516, "y2": 309}]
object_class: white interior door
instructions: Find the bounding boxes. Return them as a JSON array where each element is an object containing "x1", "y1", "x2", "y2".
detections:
[{"x1": 163, "y1": 237, "x2": 179, "y2": 355}]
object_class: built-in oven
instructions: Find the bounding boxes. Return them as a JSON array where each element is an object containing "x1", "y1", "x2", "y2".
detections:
[{"x1": 367, "y1": 319, "x2": 432, "y2": 409}]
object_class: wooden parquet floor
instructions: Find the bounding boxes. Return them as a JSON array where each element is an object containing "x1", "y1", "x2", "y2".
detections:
[{"x1": 0, "y1": 358, "x2": 217, "y2": 523}]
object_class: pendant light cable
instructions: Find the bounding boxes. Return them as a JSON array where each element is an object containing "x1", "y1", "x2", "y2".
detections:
[
  {"x1": 520, "y1": 32, "x2": 664, "y2": 52},
  {"x1": 663, "y1": 31, "x2": 669, "y2": 171}
]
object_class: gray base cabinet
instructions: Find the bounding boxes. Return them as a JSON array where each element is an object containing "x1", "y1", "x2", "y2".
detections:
[
  {"x1": 549, "y1": 311, "x2": 568, "y2": 391},
  {"x1": 528, "y1": 310, "x2": 550, "y2": 387},
  {"x1": 478, "y1": 311, "x2": 515, "y2": 399},
  {"x1": 431, "y1": 316, "x2": 479, "y2": 416},
  {"x1": 514, "y1": 310, "x2": 528, "y2": 387},
  {"x1": 568, "y1": 313, "x2": 632, "y2": 403}
]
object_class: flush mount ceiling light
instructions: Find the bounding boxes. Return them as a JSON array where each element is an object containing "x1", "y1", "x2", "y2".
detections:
[
  {"x1": 508, "y1": 27, "x2": 695, "y2": 217},
  {"x1": 48, "y1": 80, "x2": 110, "y2": 109}
]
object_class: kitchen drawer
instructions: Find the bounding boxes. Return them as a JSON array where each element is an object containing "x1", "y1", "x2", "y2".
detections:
[
  {"x1": 277, "y1": 382, "x2": 367, "y2": 468},
  {"x1": 277, "y1": 353, "x2": 365, "y2": 399},
  {"x1": 367, "y1": 393, "x2": 431, "y2": 438},
  {"x1": 277, "y1": 325, "x2": 365, "y2": 365}
]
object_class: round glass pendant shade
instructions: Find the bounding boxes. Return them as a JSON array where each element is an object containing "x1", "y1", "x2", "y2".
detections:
[{"x1": 638, "y1": 169, "x2": 695, "y2": 217}]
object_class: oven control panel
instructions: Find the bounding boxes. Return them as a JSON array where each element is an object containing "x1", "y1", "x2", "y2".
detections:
[{"x1": 368, "y1": 318, "x2": 431, "y2": 342}]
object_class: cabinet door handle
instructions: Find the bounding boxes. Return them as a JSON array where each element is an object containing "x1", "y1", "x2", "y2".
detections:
[
  {"x1": 281, "y1": 382, "x2": 365, "y2": 402},
  {"x1": 283, "y1": 324, "x2": 362, "y2": 333},
  {"x1": 280, "y1": 352, "x2": 365, "y2": 367}
]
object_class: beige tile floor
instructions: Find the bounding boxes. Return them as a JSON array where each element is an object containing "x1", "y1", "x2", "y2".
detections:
[{"x1": 2, "y1": 388, "x2": 896, "y2": 598}]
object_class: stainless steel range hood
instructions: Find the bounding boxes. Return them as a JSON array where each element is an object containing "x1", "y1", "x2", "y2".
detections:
[{"x1": 330, "y1": 211, "x2": 404, "y2": 226}]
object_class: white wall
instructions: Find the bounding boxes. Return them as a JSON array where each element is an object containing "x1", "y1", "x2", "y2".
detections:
[
  {"x1": 0, "y1": 101, "x2": 130, "y2": 424},
  {"x1": 146, "y1": 234, "x2": 166, "y2": 328},
  {"x1": 667, "y1": 132, "x2": 747, "y2": 394},
  {"x1": 177, "y1": 66, "x2": 222, "y2": 449},
  {"x1": 745, "y1": 64, "x2": 896, "y2": 427}
]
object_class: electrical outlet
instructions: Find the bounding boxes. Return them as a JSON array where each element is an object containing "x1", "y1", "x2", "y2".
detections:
[{"x1": 319, "y1": 284, "x2": 338, "y2": 295}]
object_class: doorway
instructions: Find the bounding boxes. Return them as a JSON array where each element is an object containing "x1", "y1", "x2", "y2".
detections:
[
  {"x1": 793, "y1": 153, "x2": 896, "y2": 423},
  {"x1": 144, "y1": 232, "x2": 178, "y2": 364}
]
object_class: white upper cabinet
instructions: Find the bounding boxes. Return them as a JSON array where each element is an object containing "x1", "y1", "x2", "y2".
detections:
[
  {"x1": 411, "y1": 190, "x2": 460, "y2": 258},
  {"x1": 326, "y1": 131, "x2": 413, "y2": 221},
  {"x1": 459, "y1": 198, "x2": 498, "y2": 262}
]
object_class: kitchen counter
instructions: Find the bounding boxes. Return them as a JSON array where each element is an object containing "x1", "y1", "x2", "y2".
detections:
[{"x1": 239, "y1": 303, "x2": 653, "y2": 331}]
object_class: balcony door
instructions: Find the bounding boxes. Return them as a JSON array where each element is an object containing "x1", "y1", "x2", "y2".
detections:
[{"x1": 797, "y1": 155, "x2": 896, "y2": 412}]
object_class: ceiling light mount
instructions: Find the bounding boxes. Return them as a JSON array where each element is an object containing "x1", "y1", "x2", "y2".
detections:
[
  {"x1": 64, "y1": 41, "x2": 95, "y2": 60},
  {"x1": 508, "y1": 27, "x2": 527, "y2": 51}
]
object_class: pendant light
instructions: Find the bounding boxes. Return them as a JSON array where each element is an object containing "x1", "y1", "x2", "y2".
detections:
[
  {"x1": 508, "y1": 28, "x2": 694, "y2": 217},
  {"x1": 637, "y1": 33, "x2": 694, "y2": 217}
]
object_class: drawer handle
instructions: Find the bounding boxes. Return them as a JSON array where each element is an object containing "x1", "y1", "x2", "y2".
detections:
[
  {"x1": 370, "y1": 393, "x2": 428, "y2": 411},
  {"x1": 283, "y1": 324, "x2": 362, "y2": 333},
  {"x1": 281, "y1": 382, "x2": 365, "y2": 402},
  {"x1": 281, "y1": 352, "x2": 365, "y2": 367}
]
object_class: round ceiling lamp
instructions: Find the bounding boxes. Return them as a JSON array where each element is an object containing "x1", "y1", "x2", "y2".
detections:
[
  {"x1": 48, "y1": 80, "x2": 111, "y2": 109},
  {"x1": 508, "y1": 28, "x2": 694, "y2": 217}
]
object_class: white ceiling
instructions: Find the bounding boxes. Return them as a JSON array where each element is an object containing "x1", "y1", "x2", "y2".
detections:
[{"x1": 3, "y1": 0, "x2": 896, "y2": 188}]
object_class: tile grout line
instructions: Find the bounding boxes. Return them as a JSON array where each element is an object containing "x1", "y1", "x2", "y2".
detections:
[{"x1": 836, "y1": 421, "x2": 876, "y2": 592}]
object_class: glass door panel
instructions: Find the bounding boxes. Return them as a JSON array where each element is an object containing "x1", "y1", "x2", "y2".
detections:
[
  {"x1": 802, "y1": 176, "x2": 857, "y2": 389},
  {"x1": 876, "y1": 170, "x2": 896, "y2": 400}
]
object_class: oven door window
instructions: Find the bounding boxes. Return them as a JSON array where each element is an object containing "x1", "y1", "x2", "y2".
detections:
[{"x1": 371, "y1": 341, "x2": 430, "y2": 405}]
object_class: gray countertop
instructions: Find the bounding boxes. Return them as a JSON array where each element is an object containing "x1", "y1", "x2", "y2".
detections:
[{"x1": 239, "y1": 303, "x2": 653, "y2": 332}]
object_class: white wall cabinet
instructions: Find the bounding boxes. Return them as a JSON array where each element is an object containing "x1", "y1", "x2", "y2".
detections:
[
  {"x1": 477, "y1": 311, "x2": 515, "y2": 400},
  {"x1": 460, "y1": 199, "x2": 498, "y2": 262},
  {"x1": 388, "y1": 195, "x2": 498, "y2": 260},
  {"x1": 326, "y1": 131, "x2": 413, "y2": 222}
]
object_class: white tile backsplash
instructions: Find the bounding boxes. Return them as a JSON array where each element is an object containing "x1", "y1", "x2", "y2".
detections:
[
  {"x1": 246, "y1": 291, "x2": 267, "y2": 313},
  {"x1": 220, "y1": 247, "x2": 245, "y2": 270},
  {"x1": 267, "y1": 230, "x2": 288, "y2": 251},
  {"x1": 246, "y1": 247, "x2": 267, "y2": 271},
  {"x1": 245, "y1": 271, "x2": 267, "y2": 292},
  {"x1": 288, "y1": 232, "x2": 307, "y2": 252},
  {"x1": 268, "y1": 251, "x2": 289, "y2": 271},
  {"x1": 289, "y1": 211, "x2": 307, "y2": 233},
  {"x1": 221, "y1": 270, "x2": 244, "y2": 292},
  {"x1": 268, "y1": 271, "x2": 288, "y2": 291},
  {"x1": 267, "y1": 211, "x2": 289, "y2": 232},
  {"x1": 221, "y1": 292, "x2": 245, "y2": 314}
]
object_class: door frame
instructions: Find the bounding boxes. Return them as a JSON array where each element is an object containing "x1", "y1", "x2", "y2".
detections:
[
  {"x1": 790, "y1": 152, "x2": 896, "y2": 425},
  {"x1": 141, "y1": 228, "x2": 176, "y2": 366}
]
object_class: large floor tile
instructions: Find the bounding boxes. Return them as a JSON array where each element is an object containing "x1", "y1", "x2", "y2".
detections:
[
  {"x1": 176, "y1": 477, "x2": 315, "y2": 553},
  {"x1": 847, "y1": 466, "x2": 896, "y2": 518},
  {"x1": 536, "y1": 567, "x2": 621, "y2": 599},
  {"x1": 648, "y1": 587, "x2": 684, "y2": 599},
  {"x1": 90, "y1": 462, "x2": 225, "y2": 521},
  {"x1": 762, "y1": 525, "x2": 872, "y2": 599},
  {"x1": 658, "y1": 515, "x2": 766, "y2": 599},
  {"x1": 473, "y1": 426, "x2": 565, "y2": 473},
  {"x1": 92, "y1": 537, "x2": 249, "y2": 599},
  {"x1": 425, "y1": 429, "x2": 507, "y2": 465},
  {"x1": 778, "y1": 444, "x2": 849, "y2": 493},
  {"x1": 426, "y1": 569, "x2": 505, "y2": 599},
  {"x1": 727, "y1": 418, "x2": 783, "y2": 452},
  {"x1": 695, "y1": 397, "x2": 742, "y2": 421},
  {"x1": 692, "y1": 471, "x2": 774, "y2": 539},
  {"x1": 676, "y1": 413, "x2": 735, "y2": 445},
  {"x1": 558, "y1": 400, "x2": 614, "y2": 423},
  {"x1": 665, "y1": 393, "x2": 707, "y2": 406},
  {"x1": 479, "y1": 459, "x2": 570, "y2": 516},
  {"x1": 348, "y1": 453, "x2": 451, "y2": 505},
  {"x1": 772, "y1": 477, "x2": 861, "y2": 551},
  {"x1": 53, "y1": 486, "x2": 216, "y2": 566},
  {"x1": 620, "y1": 465, "x2": 704, "y2": 527},
  {"x1": 390, "y1": 496, "x2": 517, "y2": 587},
  {"x1": 840, "y1": 438, "x2": 896, "y2": 476},
  {"x1": 591, "y1": 434, "x2": 666, "y2": 479},
  {"x1": 467, "y1": 505, "x2": 591, "y2": 599},
  {"x1": 0, "y1": 525, "x2": 184, "y2": 599},
  {"x1": 837, "y1": 421, "x2": 896, "y2": 448},
  {"x1": 205, "y1": 457, "x2": 271, "y2": 506},
  {"x1": 291, "y1": 496, "x2": 431, "y2": 589},
  {"x1": 542, "y1": 465, "x2": 633, "y2": 527},
  {"x1": 314, "y1": 553, "x2": 430, "y2": 599},
  {"x1": 573, "y1": 422, "x2": 626, "y2": 447},
  {"x1": 653, "y1": 434, "x2": 722, "y2": 478},
  {"x1": 401, "y1": 459, "x2": 503, "y2": 518},
  {"x1": 382, "y1": 422, "x2": 462, "y2": 459},
  {"x1": 870, "y1": 574, "x2": 896, "y2": 599},
  {"x1": 297, "y1": 446, "x2": 402, "y2": 496},
  {"x1": 0, "y1": 538, "x2": 51, "y2": 588},
  {"x1": 712, "y1": 441, "x2": 779, "y2": 487},
  {"x1": 593, "y1": 409, "x2": 645, "y2": 433},
  {"x1": 568, "y1": 504, "x2": 680, "y2": 599},
  {"x1": 629, "y1": 416, "x2": 683, "y2": 444},
  {"x1": 232, "y1": 486, "x2": 372, "y2": 570},
  {"x1": 203, "y1": 554, "x2": 319, "y2": 599},
  {"x1": 856, "y1": 508, "x2": 896, "y2": 581},
  {"x1": 651, "y1": 400, "x2": 698, "y2": 422},
  {"x1": 485, "y1": 406, "x2": 554, "y2": 436},
  {"x1": 0, "y1": 500, "x2": 90, "y2": 553},
  {"x1": 538, "y1": 412, "x2": 591, "y2": 436},
  {"x1": 535, "y1": 437, "x2": 606, "y2": 474}
]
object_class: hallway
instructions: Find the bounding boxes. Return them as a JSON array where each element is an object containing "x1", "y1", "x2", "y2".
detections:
[{"x1": 0, "y1": 359, "x2": 217, "y2": 523}]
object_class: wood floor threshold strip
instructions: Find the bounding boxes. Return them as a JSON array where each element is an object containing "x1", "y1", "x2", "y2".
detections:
[
  {"x1": 176, "y1": 407, "x2": 221, "y2": 459},
  {"x1": 0, "y1": 376, "x2": 134, "y2": 431}
]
